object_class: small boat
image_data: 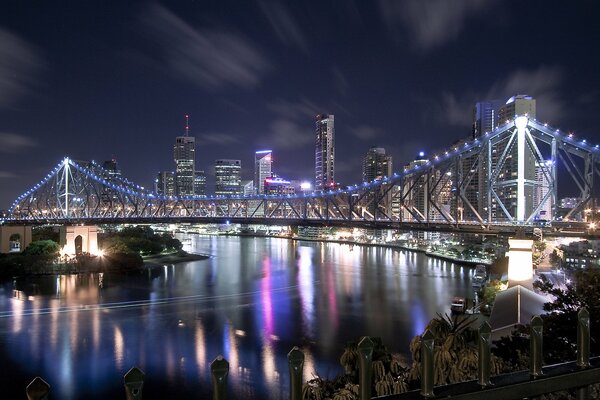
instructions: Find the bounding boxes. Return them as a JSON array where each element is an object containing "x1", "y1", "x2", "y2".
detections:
[{"x1": 451, "y1": 296, "x2": 466, "y2": 314}]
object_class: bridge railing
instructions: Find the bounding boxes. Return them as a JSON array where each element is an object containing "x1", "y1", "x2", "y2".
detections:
[{"x1": 23, "y1": 309, "x2": 599, "y2": 400}]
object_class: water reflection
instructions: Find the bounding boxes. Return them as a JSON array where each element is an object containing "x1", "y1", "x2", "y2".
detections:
[{"x1": 0, "y1": 236, "x2": 472, "y2": 399}]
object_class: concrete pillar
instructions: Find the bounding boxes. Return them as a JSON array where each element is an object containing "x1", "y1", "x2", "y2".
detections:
[
  {"x1": 59, "y1": 225, "x2": 99, "y2": 256},
  {"x1": 507, "y1": 237, "x2": 533, "y2": 288}
]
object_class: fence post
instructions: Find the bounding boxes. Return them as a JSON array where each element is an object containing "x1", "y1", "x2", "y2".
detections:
[
  {"x1": 124, "y1": 367, "x2": 145, "y2": 400},
  {"x1": 211, "y1": 355, "x2": 230, "y2": 400},
  {"x1": 577, "y1": 308, "x2": 590, "y2": 368},
  {"x1": 357, "y1": 336, "x2": 374, "y2": 400},
  {"x1": 530, "y1": 315, "x2": 544, "y2": 378},
  {"x1": 420, "y1": 329, "x2": 435, "y2": 398},
  {"x1": 577, "y1": 308, "x2": 591, "y2": 400},
  {"x1": 26, "y1": 377, "x2": 50, "y2": 400},
  {"x1": 288, "y1": 347, "x2": 304, "y2": 400},
  {"x1": 478, "y1": 321, "x2": 492, "y2": 387}
]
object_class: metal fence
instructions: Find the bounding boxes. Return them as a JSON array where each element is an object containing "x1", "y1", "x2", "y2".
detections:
[{"x1": 25, "y1": 309, "x2": 600, "y2": 400}]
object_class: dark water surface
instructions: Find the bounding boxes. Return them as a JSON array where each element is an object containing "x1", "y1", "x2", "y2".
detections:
[{"x1": 0, "y1": 236, "x2": 474, "y2": 399}]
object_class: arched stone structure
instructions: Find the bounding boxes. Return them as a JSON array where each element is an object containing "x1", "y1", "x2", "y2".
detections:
[
  {"x1": 0, "y1": 226, "x2": 32, "y2": 253},
  {"x1": 59, "y1": 225, "x2": 99, "y2": 255}
]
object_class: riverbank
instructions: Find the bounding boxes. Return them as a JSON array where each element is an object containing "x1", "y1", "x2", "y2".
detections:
[{"x1": 192, "y1": 231, "x2": 493, "y2": 267}]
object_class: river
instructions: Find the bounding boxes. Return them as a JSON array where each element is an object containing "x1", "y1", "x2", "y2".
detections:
[{"x1": 0, "y1": 235, "x2": 474, "y2": 399}]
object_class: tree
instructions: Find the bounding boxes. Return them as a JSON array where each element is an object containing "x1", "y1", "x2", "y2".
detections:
[
  {"x1": 534, "y1": 270, "x2": 600, "y2": 363},
  {"x1": 22, "y1": 240, "x2": 60, "y2": 257}
]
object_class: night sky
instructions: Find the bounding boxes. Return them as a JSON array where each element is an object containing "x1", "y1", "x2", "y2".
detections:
[{"x1": 1, "y1": 1, "x2": 600, "y2": 209}]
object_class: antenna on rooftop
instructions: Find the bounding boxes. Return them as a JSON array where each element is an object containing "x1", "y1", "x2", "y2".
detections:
[{"x1": 185, "y1": 114, "x2": 190, "y2": 136}]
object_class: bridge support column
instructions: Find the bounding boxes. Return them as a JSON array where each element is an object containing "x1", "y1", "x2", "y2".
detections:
[
  {"x1": 0, "y1": 225, "x2": 33, "y2": 253},
  {"x1": 515, "y1": 116, "x2": 528, "y2": 222},
  {"x1": 59, "y1": 225, "x2": 99, "y2": 256},
  {"x1": 507, "y1": 236, "x2": 533, "y2": 288}
]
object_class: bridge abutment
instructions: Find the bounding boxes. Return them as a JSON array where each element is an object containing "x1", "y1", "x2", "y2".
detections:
[
  {"x1": 0, "y1": 226, "x2": 32, "y2": 253},
  {"x1": 59, "y1": 225, "x2": 99, "y2": 255}
]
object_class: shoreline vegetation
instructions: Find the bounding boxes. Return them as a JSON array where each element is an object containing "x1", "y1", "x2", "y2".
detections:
[{"x1": 1, "y1": 226, "x2": 490, "y2": 281}]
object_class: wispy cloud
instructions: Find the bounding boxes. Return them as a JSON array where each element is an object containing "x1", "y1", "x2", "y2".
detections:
[
  {"x1": 350, "y1": 125, "x2": 380, "y2": 140},
  {"x1": 263, "y1": 118, "x2": 313, "y2": 150},
  {"x1": 331, "y1": 67, "x2": 349, "y2": 96},
  {"x1": 258, "y1": 1, "x2": 308, "y2": 52},
  {"x1": 142, "y1": 3, "x2": 270, "y2": 90},
  {"x1": 0, "y1": 28, "x2": 41, "y2": 107},
  {"x1": 267, "y1": 98, "x2": 320, "y2": 119},
  {"x1": 197, "y1": 132, "x2": 242, "y2": 146},
  {"x1": 0, "y1": 171, "x2": 17, "y2": 179},
  {"x1": 378, "y1": 0, "x2": 497, "y2": 52},
  {"x1": 0, "y1": 132, "x2": 38, "y2": 153},
  {"x1": 434, "y1": 66, "x2": 565, "y2": 128}
]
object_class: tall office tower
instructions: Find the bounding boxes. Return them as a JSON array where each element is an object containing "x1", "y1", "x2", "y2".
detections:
[
  {"x1": 472, "y1": 100, "x2": 503, "y2": 139},
  {"x1": 194, "y1": 170, "x2": 206, "y2": 196},
  {"x1": 155, "y1": 171, "x2": 176, "y2": 196},
  {"x1": 464, "y1": 100, "x2": 503, "y2": 222},
  {"x1": 214, "y1": 159, "x2": 241, "y2": 195},
  {"x1": 493, "y1": 95, "x2": 537, "y2": 220},
  {"x1": 174, "y1": 115, "x2": 195, "y2": 196},
  {"x1": 362, "y1": 147, "x2": 392, "y2": 182},
  {"x1": 403, "y1": 152, "x2": 429, "y2": 221},
  {"x1": 102, "y1": 159, "x2": 122, "y2": 181},
  {"x1": 533, "y1": 160, "x2": 553, "y2": 220},
  {"x1": 315, "y1": 114, "x2": 335, "y2": 191},
  {"x1": 498, "y1": 94, "x2": 536, "y2": 124},
  {"x1": 254, "y1": 150, "x2": 273, "y2": 195}
]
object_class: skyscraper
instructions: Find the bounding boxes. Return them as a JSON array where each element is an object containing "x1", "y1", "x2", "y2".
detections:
[
  {"x1": 155, "y1": 171, "x2": 176, "y2": 196},
  {"x1": 174, "y1": 115, "x2": 195, "y2": 196},
  {"x1": 315, "y1": 114, "x2": 335, "y2": 191},
  {"x1": 194, "y1": 170, "x2": 206, "y2": 196},
  {"x1": 102, "y1": 159, "x2": 122, "y2": 181},
  {"x1": 494, "y1": 95, "x2": 537, "y2": 220},
  {"x1": 254, "y1": 150, "x2": 272, "y2": 195},
  {"x1": 214, "y1": 159, "x2": 241, "y2": 195},
  {"x1": 472, "y1": 100, "x2": 502, "y2": 139},
  {"x1": 362, "y1": 147, "x2": 392, "y2": 182}
]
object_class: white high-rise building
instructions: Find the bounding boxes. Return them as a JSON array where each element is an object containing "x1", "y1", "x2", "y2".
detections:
[
  {"x1": 254, "y1": 150, "x2": 272, "y2": 195},
  {"x1": 315, "y1": 114, "x2": 335, "y2": 191}
]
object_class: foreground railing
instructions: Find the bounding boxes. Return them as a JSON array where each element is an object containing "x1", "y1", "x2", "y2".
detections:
[{"x1": 24, "y1": 309, "x2": 599, "y2": 400}]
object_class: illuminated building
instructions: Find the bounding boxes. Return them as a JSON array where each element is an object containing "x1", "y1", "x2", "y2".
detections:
[
  {"x1": 472, "y1": 100, "x2": 502, "y2": 139},
  {"x1": 315, "y1": 114, "x2": 335, "y2": 191},
  {"x1": 362, "y1": 147, "x2": 392, "y2": 182},
  {"x1": 173, "y1": 115, "x2": 195, "y2": 196},
  {"x1": 215, "y1": 159, "x2": 241, "y2": 195},
  {"x1": 533, "y1": 161, "x2": 553, "y2": 220},
  {"x1": 255, "y1": 150, "x2": 272, "y2": 195},
  {"x1": 264, "y1": 177, "x2": 295, "y2": 195},
  {"x1": 155, "y1": 171, "x2": 175, "y2": 196},
  {"x1": 494, "y1": 95, "x2": 537, "y2": 220},
  {"x1": 194, "y1": 170, "x2": 206, "y2": 196},
  {"x1": 242, "y1": 180, "x2": 254, "y2": 196},
  {"x1": 102, "y1": 159, "x2": 122, "y2": 181}
]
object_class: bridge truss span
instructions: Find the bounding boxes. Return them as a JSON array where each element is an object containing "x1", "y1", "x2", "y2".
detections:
[{"x1": 5, "y1": 117, "x2": 600, "y2": 231}]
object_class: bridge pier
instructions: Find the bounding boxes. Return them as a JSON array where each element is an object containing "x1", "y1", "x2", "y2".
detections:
[
  {"x1": 0, "y1": 225, "x2": 32, "y2": 253},
  {"x1": 507, "y1": 236, "x2": 534, "y2": 288},
  {"x1": 59, "y1": 225, "x2": 99, "y2": 256}
]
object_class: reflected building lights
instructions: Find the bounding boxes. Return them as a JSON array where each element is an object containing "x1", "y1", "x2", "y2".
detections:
[
  {"x1": 195, "y1": 320, "x2": 206, "y2": 377},
  {"x1": 297, "y1": 247, "x2": 315, "y2": 335},
  {"x1": 113, "y1": 326, "x2": 124, "y2": 370}
]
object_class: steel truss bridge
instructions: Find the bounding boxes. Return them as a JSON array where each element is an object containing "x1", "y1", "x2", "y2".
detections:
[{"x1": 3, "y1": 116, "x2": 599, "y2": 234}]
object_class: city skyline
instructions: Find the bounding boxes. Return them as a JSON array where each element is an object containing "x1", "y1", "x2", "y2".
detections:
[{"x1": 2, "y1": 2, "x2": 600, "y2": 208}]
